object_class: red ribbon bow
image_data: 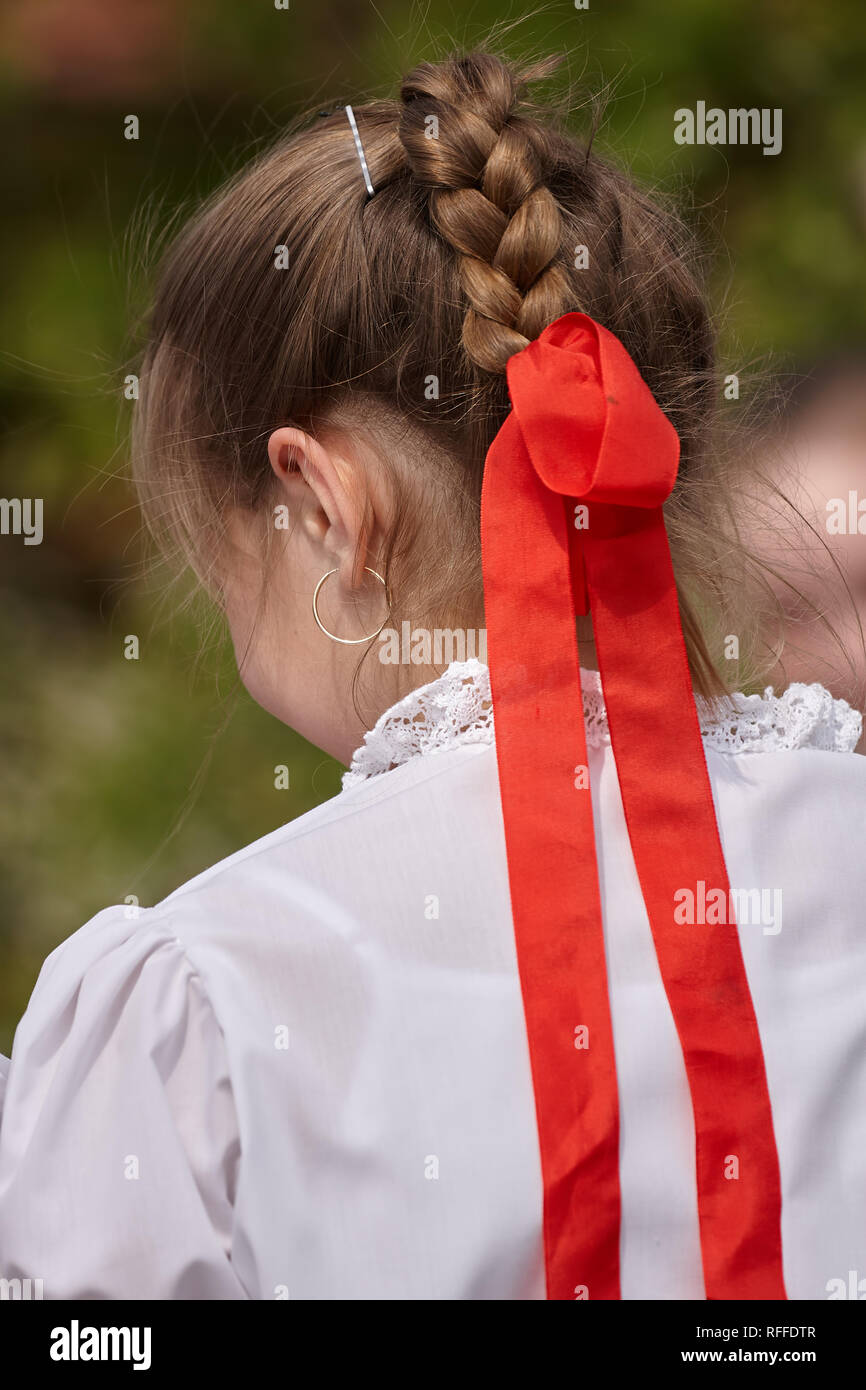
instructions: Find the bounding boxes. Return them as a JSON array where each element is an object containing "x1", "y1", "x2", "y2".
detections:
[{"x1": 480, "y1": 312, "x2": 786, "y2": 1301}]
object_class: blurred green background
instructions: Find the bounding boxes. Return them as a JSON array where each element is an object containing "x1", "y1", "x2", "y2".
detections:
[{"x1": 1, "y1": 0, "x2": 865, "y2": 1050}]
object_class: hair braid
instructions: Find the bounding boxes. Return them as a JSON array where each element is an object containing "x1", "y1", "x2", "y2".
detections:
[{"x1": 398, "y1": 53, "x2": 574, "y2": 374}]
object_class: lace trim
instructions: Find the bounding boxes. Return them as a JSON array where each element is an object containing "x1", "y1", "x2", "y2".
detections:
[{"x1": 343, "y1": 659, "x2": 862, "y2": 787}]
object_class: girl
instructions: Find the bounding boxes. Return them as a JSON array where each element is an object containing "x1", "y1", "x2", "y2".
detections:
[{"x1": 0, "y1": 48, "x2": 864, "y2": 1301}]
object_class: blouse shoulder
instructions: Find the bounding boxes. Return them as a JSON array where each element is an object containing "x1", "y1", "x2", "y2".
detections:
[{"x1": 0, "y1": 905, "x2": 246, "y2": 1298}]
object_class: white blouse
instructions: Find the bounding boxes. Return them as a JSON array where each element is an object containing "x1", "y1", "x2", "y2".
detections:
[{"x1": 0, "y1": 660, "x2": 864, "y2": 1300}]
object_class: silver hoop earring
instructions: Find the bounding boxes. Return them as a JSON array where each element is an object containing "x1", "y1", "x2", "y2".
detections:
[{"x1": 312, "y1": 567, "x2": 389, "y2": 645}]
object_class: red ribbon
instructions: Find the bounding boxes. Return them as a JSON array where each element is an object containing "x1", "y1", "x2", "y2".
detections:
[{"x1": 480, "y1": 312, "x2": 786, "y2": 1300}]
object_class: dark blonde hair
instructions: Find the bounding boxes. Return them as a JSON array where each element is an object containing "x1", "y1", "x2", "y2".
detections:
[{"x1": 132, "y1": 48, "x2": 743, "y2": 698}]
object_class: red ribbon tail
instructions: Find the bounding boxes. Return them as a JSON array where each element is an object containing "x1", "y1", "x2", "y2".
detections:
[
  {"x1": 482, "y1": 417, "x2": 622, "y2": 1300},
  {"x1": 583, "y1": 509, "x2": 787, "y2": 1299}
]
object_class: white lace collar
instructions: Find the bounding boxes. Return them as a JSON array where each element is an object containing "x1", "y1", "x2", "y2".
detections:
[{"x1": 343, "y1": 658, "x2": 862, "y2": 787}]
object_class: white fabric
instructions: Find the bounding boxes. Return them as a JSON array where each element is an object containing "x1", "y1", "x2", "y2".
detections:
[
  {"x1": 0, "y1": 660, "x2": 864, "y2": 1300},
  {"x1": 345, "y1": 657, "x2": 862, "y2": 783}
]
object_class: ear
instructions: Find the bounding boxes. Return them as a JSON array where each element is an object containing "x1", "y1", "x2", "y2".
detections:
[{"x1": 267, "y1": 426, "x2": 374, "y2": 588}]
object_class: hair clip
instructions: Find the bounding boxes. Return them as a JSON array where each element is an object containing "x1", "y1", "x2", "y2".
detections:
[{"x1": 345, "y1": 104, "x2": 375, "y2": 197}]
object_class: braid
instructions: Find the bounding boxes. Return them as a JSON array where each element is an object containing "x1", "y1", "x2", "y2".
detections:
[{"x1": 398, "y1": 53, "x2": 574, "y2": 374}]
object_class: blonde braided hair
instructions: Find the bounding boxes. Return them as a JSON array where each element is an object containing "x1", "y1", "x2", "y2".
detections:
[{"x1": 398, "y1": 54, "x2": 575, "y2": 374}]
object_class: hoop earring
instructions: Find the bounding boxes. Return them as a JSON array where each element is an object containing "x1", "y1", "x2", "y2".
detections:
[{"x1": 312, "y1": 567, "x2": 389, "y2": 645}]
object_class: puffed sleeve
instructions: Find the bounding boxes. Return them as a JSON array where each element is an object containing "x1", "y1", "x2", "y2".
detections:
[{"x1": 0, "y1": 907, "x2": 246, "y2": 1298}]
